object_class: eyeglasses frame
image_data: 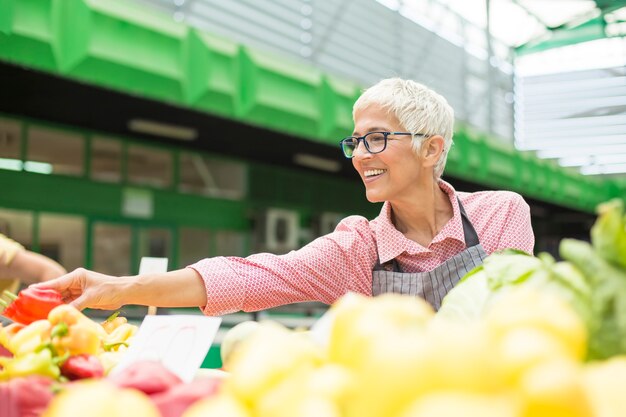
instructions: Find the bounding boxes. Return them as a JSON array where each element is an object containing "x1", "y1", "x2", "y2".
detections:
[{"x1": 339, "y1": 131, "x2": 427, "y2": 159}]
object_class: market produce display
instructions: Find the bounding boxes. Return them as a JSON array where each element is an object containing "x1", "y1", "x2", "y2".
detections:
[
  {"x1": 0, "y1": 198, "x2": 625, "y2": 417},
  {"x1": 0, "y1": 303, "x2": 135, "y2": 380},
  {"x1": 0, "y1": 293, "x2": 227, "y2": 417},
  {"x1": 186, "y1": 199, "x2": 626, "y2": 417},
  {"x1": 0, "y1": 300, "x2": 139, "y2": 416},
  {"x1": 40, "y1": 361, "x2": 223, "y2": 417}
]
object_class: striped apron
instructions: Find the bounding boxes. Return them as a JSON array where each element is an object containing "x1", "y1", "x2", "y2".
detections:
[{"x1": 372, "y1": 200, "x2": 487, "y2": 310}]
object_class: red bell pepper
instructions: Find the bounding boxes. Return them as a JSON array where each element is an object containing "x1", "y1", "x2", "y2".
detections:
[
  {"x1": 151, "y1": 378, "x2": 222, "y2": 417},
  {"x1": 108, "y1": 361, "x2": 182, "y2": 395},
  {"x1": 0, "y1": 375, "x2": 56, "y2": 417},
  {"x1": 60, "y1": 354, "x2": 104, "y2": 381},
  {"x1": 1, "y1": 288, "x2": 63, "y2": 325},
  {"x1": 0, "y1": 300, "x2": 38, "y2": 326}
]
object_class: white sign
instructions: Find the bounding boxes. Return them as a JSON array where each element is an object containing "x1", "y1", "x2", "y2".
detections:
[
  {"x1": 110, "y1": 314, "x2": 222, "y2": 383},
  {"x1": 138, "y1": 257, "x2": 169, "y2": 275},
  {"x1": 122, "y1": 188, "x2": 153, "y2": 218}
]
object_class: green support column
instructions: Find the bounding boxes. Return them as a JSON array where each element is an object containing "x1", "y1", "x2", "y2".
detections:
[
  {"x1": 32, "y1": 211, "x2": 40, "y2": 252},
  {"x1": 85, "y1": 217, "x2": 93, "y2": 269}
]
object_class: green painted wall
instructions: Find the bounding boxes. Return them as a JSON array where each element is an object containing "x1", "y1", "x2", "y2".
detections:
[{"x1": 0, "y1": 162, "x2": 377, "y2": 226}]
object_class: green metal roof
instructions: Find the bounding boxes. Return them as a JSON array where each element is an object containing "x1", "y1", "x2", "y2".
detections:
[{"x1": 0, "y1": 0, "x2": 624, "y2": 212}]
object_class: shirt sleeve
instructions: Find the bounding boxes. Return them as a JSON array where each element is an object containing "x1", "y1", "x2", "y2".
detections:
[
  {"x1": 496, "y1": 193, "x2": 535, "y2": 255},
  {"x1": 188, "y1": 216, "x2": 377, "y2": 316}
]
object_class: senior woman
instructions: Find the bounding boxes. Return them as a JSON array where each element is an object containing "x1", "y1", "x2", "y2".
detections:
[{"x1": 33, "y1": 78, "x2": 533, "y2": 314}]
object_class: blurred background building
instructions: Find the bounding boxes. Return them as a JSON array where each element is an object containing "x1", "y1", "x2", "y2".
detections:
[{"x1": 0, "y1": 0, "x2": 625, "y2": 277}]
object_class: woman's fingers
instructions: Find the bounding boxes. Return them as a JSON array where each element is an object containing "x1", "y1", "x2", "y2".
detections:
[
  {"x1": 30, "y1": 267, "x2": 85, "y2": 289},
  {"x1": 69, "y1": 294, "x2": 89, "y2": 311},
  {"x1": 29, "y1": 268, "x2": 92, "y2": 305},
  {"x1": 30, "y1": 268, "x2": 125, "y2": 310}
]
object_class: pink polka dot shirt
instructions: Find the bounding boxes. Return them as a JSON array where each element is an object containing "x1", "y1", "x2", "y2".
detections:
[{"x1": 190, "y1": 180, "x2": 534, "y2": 316}]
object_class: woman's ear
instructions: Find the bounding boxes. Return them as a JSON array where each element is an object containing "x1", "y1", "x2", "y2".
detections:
[{"x1": 421, "y1": 135, "x2": 445, "y2": 167}]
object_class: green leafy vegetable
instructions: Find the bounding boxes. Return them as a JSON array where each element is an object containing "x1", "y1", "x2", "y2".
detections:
[
  {"x1": 439, "y1": 198, "x2": 626, "y2": 361},
  {"x1": 591, "y1": 199, "x2": 626, "y2": 270},
  {"x1": 438, "y1": 250, "x2": 591, "y2": 327},
  {"x1": 560, "y1": 238, "x2": 626, "y2": 360}
]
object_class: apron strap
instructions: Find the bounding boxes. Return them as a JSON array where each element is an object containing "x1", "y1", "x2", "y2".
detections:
[
  {"x1": 374, "y1": 198, "x2": 482, "y2": 273},
  {"x1": 458, "y1": 198, "x2": 480, "y2": 248}
]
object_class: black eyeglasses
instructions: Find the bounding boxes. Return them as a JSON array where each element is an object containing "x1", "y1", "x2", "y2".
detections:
[{"x1": 339, "y1": 131, "x2": 420, "y2": 158}]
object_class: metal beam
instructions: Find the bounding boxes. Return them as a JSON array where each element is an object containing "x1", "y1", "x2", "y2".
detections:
[
  {"x1": 516, "y1": 1, "x2": 626, "y2": 55},
  {"x1": 516, "y1": 16, "x2": 607, "y2": 55},
  {"x1": 595, "y1": 0, "x2": 626, "y2": 14}
]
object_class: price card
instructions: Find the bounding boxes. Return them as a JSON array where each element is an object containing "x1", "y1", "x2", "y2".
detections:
[
  {"x1": 138, "y1": 257, "x2": 169, "y2": 275},
  {"x1": 110, "y1": 315, "x2": 222, "y2": 382}
]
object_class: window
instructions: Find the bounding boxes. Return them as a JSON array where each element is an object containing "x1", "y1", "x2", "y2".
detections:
[
  {"x1": 179, "y1": 228, "x2": 211, "y2": 267},
  {"x1": 91, "y1": 137, "x2": 122, "y2": 183},
  {"x1": 138, "y1": 228, "x2": 171, "y2": 259},
  {"x1": 27, "y1": 126, "x2": 84, "y2": 176},
  {"x1": 92, "y1": 223, "x2": 132, "y2": 276},
  {"x1": 39, "y1": 214, "x2": 85, "y2": 271},
  {"x1": 179, "y1": 152, "x2": 246, "y2": 199},
  {"x1": 128, "y1": 145, "x2": 172, "y2": 188}
]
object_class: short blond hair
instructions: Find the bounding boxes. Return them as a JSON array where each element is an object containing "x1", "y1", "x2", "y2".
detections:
[{"x1": 353, "y1": 78, "x2": 454, "y2": 178}]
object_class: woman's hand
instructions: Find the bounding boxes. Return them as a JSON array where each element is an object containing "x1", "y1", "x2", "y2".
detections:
[
  {"x1": 31, "y1": 268, "x2": 208, "y2": 311},
  {"x1": 31, "y1": 268, "x2": 132, "y2": 311}
]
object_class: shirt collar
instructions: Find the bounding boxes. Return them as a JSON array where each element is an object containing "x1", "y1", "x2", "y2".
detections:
[{"x1": 371, "y1": 179, "x2": 465, "y2": 264}]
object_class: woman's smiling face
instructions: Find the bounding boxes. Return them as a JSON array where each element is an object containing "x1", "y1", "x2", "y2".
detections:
[{"x1": 351, "y1": 104, "x2": 425, "y2": 203}]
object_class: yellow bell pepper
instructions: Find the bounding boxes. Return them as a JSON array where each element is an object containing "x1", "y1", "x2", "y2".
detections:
[
  {"x1": 103, "y1": 323, "x2": 137, "y2": 351},
  {"x1": 42, "y1": 381, "x2": 160, "y2": 417},
  {"x1": 51, "y1": 321, "x2": 101, "y2": 357},
  {"x1": 48, "y1": 304, "x2": 107, "y2": 338},
  {"x1": 5, "y1": 319, "x2": 52, "y2": 356},
  {"x1": 46, "y1": 304, "x2": 108, "y2": 357},
  {"x1": 97, "y1": 349, "x2": 126, "y2": 375},
  {"x1": 0, "y1": 347, "x2": 60, "y2": 380},
  {"x1": 0, "y1": 322, "x2": 26, "y2": 351},
  {"x1": 101, "y1": 311, "x2": 128, "y2": 334}
]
